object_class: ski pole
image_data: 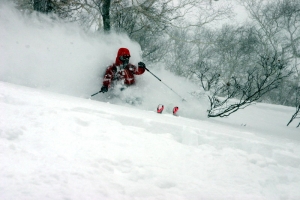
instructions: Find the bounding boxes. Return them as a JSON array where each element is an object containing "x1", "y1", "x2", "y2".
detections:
[
  {"x1": 145, "y1": 67, "x2": 187, "y2": 102},
  {"x1": 91, "y1": 91, "x2": 101, "y2": 97}
]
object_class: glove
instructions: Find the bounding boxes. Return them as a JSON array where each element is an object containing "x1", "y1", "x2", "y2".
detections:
[
  {"x1": 100, "y1": 85, "x2": 108, "y2": 93},
  {"x1": 138, "y1": 62, "x2": 146, "y2": 69}
]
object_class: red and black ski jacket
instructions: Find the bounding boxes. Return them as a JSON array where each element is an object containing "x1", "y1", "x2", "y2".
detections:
[
  {"x1": 102, "y1": 63, "x2": 145, "y2": 87},
  {"x1": 102, "y1": 48, "x2": 145, "y2": 88}
]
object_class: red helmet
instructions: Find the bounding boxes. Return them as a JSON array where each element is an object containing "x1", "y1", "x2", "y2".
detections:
[
  {"x1": 115, "y1": 48, "x2": 131, "y2": 66},
  {"x1": 117, "y1": 48, "x2": 130, "y2": 57}
]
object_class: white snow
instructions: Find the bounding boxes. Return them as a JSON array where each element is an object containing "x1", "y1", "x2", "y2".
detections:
[{"x1": 1, "y1": 2, "x2": 300, "y2": 200}]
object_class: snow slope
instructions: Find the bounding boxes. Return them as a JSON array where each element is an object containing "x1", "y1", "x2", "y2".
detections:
[
  {"x1": 1, "y1": 2, "x2": 300, "y2": 199},
  {"x1": 1, "y1": 81, "x2": 300, "y2": 200}
]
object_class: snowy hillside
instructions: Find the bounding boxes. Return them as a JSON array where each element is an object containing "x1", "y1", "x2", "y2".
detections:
[
  {"x1": 1, "y1": 2, "x2": 300, "y2": 199},
  {"x1": 1, "y1": 81, "x2": 300, "y2": 200}
]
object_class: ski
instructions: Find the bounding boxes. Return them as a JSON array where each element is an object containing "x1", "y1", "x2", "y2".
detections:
[
  {"x1": 157, "y1": 104, "x2": 179, "y2": 116},
  {"x1": 173, "y1": 106, "x2": 179, "y2": 116},
  {"x1": 157, "y1": 104, "x2": 164, "y2": 114}
]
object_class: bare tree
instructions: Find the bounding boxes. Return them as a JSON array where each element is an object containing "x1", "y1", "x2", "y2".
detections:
[
  {"x1": 239, "y1": 0, "x2": 300, "y2": 106},
  {"x1": 206, "y1": 54, "x2": 292, "y2": 117},
  {"x1": 191, "y1": 61, "x2": 220, "y2": 91},
  {"x1": 241, "y1": 0, "x2": 300, "y2": 80},
  {"x1": 189, "y1": 25, "x2": 262, "y2": 90}
]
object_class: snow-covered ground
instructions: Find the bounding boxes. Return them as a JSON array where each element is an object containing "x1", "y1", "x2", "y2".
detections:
[
  {"x1": 1, "y1": 80, "x2": 300, "y2": 200},
  {"x1": 1, "y1": 2, "x2": 300, "y2": 200}
]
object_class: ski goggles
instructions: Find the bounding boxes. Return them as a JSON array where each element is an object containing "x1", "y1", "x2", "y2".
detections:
[{"x1": 120, "y1": 55, "x2": 130, "y2": 61}]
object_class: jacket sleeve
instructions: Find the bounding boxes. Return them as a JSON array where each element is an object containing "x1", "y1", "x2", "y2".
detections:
[{"x1": 102, "y1": 65, "x2": 116, "y2": 87}]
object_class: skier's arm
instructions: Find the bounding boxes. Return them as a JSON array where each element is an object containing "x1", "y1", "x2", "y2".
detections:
[
  {"x1": 132, "y1": 62, "x2": 146, "y2": 75},
  {"x1": 102, "y1": 65, "x2": 116, "y2": 87}
]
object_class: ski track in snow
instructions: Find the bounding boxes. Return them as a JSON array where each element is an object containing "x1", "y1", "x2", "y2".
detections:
[{"x1": 1, "y1": 82, "x2": 300, "y2": 200}]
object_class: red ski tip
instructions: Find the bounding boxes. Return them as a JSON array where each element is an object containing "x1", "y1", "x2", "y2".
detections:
[
  {"x1": 157, "y1": 104, "x2": 164, "y2": 114},
  {"x1": 173, "y1": 106, "x2": 179, "y2": 115}
]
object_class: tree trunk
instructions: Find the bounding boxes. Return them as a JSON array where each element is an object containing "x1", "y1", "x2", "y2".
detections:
[
  {"x1": 102, "y1": 0, "x2": 111, "y2": 32},
  {"x1": 33, "y1": 0, "x2": 52, "y2": 14}
]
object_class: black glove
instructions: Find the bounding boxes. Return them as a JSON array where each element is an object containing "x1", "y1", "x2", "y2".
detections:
[
  {"x1": 138, "y1": 62, "x2": 146, "y2": 69},
  {"x1": 100, "y1": 85, "x2": 108, "y2": 93}
]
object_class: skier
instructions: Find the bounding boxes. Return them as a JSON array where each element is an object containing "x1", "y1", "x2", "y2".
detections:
[{"x1": 99, "y1": 48, "x2": 146, "y2": 93}]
